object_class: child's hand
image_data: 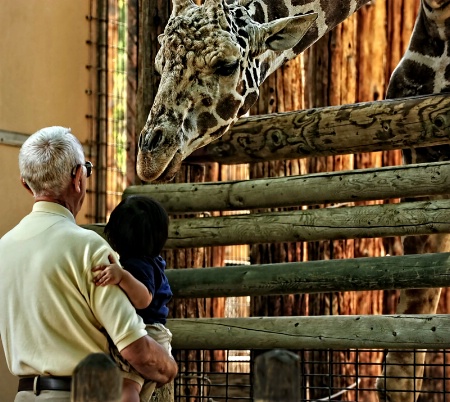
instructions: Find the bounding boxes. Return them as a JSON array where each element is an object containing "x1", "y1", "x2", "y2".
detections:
[{"x1": 92, "y1": 254, "x2": 123, "y2": 286}]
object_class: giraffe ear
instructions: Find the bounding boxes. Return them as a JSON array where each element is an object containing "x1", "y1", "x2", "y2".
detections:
[{"x1": 262, "y1": 12, "x2": 318, "y2": 52}]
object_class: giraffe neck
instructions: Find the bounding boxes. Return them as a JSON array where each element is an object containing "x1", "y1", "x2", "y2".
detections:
[
  {"x1": 239, "y1": 0, "x2": 371, "y2": 81},
  {"x1": 386, "y1": 1, "x2": 450, "y2": 164},
  {"x1": 388, "y1": 2, "x2": 450, "y2": 99}
]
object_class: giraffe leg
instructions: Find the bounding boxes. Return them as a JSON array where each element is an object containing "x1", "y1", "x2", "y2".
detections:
[
  {"x1": 376, "y1": 289, "x2": 440, "y2": 402},
  {"x1": 376, "y1": 232, "x2": 450, "y2": 401}
]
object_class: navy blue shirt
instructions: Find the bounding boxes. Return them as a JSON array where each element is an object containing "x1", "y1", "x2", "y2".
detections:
[{"x1": 120, "y1": 255, "x2": 172, "y2": 325}]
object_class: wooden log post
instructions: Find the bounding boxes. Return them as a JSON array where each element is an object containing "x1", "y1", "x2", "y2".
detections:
[
  {"x1": 163, "y1": 252, "x2": 450, "y2": 299},
  {"x1": 84, "y1": 199, "x2": 450, "y2": 248},
  {"x1": 186, "y1": 93, "x2": 450, "y2": 164},
  {"x1": 71, "y1": 353, "x2": 121, "y2": 402},
  {"x1": 166, "y1": 314, "x2": 450, "y2": 350},
  {"x1": 254, "y1": 349, "x2": 302, "y2": 402},
  {"x1": 123, "y1": 160, "x2": 450, "y2": 213}
]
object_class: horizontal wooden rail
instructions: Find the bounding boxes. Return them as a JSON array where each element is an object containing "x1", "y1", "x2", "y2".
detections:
[
  {"x1": 124, "y1": 161, "x2": 450, "y2": 213},
  {"x1": 166, "y1": 252, "x2": 450, "y2": 298},
  {"x1": 167, "y1": 314, "x2": 450, "y2": 350},
  {"x1": 83, "y1": 199, "x2": 450, "y2": 248},
  {"x1": 186, "y1": 93, "x2": 450, "y2": 164}
]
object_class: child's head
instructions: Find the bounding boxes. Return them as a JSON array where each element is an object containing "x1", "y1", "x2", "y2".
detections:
[{"x1": 105, "y1": 195, "x2": 169, "y2": 259}]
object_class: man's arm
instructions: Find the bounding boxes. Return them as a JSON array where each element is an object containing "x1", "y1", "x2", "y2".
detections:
[{"x1": 120, "y1": 335, "x2": 178, "y2": 385}]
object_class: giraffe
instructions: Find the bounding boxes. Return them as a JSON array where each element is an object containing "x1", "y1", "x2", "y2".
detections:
[
  {"x1": 376, "y1": 1, "x2": 450, "y2": 401},
  {"x1": 136, "y1": 0, "x2": 450, "y2": 400},
  {"x1": 136, "y1": 0, "x2": 373, "y2": 182}
]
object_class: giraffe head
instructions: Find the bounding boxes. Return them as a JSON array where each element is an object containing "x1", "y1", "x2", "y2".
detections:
[{"x1": 137, "y1": 0, "x2": 317, "y2": 182}]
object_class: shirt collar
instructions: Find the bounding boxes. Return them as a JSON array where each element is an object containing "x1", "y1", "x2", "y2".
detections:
[{"x1": 32, "y1": 201, "x2": 76, "y2": 223}]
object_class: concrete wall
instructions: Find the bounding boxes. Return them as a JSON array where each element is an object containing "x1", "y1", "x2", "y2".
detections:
[{"x1": 0, "y1": 1, "x2": 95, "y2": 399}]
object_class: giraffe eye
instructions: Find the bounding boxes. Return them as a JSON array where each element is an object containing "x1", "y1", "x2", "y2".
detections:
[{"x1": 215, "y1": 60, "x2": 239, "y2": 76}]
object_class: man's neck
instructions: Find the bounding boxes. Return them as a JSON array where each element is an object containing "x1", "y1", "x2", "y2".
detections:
[{"x1": 34, "y1": 196, "x2": 76, "y2": 217}]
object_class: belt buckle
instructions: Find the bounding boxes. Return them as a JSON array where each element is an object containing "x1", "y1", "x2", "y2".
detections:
[{"x1": 33, "y1": 375, "x2": 40, "y2": 396}]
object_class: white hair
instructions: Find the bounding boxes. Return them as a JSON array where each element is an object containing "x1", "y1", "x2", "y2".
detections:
[{"x1": 19, "y1": 126, "x2": 85, "y2": 197}]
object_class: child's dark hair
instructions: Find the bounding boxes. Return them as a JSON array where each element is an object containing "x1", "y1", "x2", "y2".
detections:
[{"x1": 104, "y1": 195, "x2": 169, "y2": 259}]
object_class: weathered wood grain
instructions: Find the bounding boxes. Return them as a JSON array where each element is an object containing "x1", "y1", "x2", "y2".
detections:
[
  {"x1": 124, "y1": 161, "x2": 450, "y2": 213},
  {"x1": 165, "y1": 252, "x2": 450, "y2": 298},
  {"x1": 83, "y1": 199, "x2": 450, "y2": 248},
  {"x1": 166, "y1": 314, "x2": 450, "y2": 350},
  {"x1": 186, "y1": 93, "x2": 450, "y2": 164}
]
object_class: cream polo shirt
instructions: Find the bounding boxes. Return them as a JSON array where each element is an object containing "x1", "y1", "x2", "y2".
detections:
[{"x1": 0, "y1": 201, "x2": 147, "y2": 376}]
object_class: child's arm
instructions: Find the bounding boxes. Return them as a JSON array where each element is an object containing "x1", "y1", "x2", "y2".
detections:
[{"x1": 92, "y1": 254, "x2": 153, "y2": 309}]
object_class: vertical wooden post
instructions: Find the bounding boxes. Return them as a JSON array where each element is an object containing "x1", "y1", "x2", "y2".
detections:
[
  {"x1": 152, "y1": 382, "x2": 174, "y2": 402},
  {"x1": 71, "y1": 353, "x2": 122, "y2": 402},
  {"x1": 253, "y1": 349, "x2": 301, "y2": 402}
]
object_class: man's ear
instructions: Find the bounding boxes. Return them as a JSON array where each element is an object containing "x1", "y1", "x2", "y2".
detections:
[
  {"x1": 21, "y1": 177, "x2": 33, "y2": 195},
  {"x1": 72, "y1": 166, "x2": 83, "y2": 193},
  {"x1": 261, "y1": 12, "x2": 318, "y2": 52}
]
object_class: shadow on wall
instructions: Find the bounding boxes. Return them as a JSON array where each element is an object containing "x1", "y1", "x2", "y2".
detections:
[{"x1": 0, "y1": 342, "x2": 18, "y2": 401}]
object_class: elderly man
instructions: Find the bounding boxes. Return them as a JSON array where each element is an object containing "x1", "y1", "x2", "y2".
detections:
[{"x1": 0, "y1": 126, "x2": 177, "y2": 401}]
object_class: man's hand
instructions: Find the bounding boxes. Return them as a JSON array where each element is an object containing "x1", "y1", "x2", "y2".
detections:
[{"x1": 121, "y1": 335, "x2": 178, "y2": 385}]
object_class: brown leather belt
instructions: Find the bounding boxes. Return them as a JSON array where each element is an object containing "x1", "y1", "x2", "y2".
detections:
[{"x1": 18, "y1": 376, "x2": 72, "y2": 395}]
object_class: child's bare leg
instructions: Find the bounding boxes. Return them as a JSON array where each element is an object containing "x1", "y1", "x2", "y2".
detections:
[
  {"x1": 121, "y1": 378, "x2": 141, "y2": 402},
  {"x1": 140, "y1": 381, "x2": 157, "y2": 402}
]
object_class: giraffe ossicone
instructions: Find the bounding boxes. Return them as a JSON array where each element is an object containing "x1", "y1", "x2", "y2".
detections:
[{"x1": 137, "y1": 0, "x2": 372, "y2": 182}]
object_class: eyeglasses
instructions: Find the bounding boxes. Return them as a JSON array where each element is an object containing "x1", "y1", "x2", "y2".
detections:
[{"x1": 72, "y1": 161, "x2": 93, "y2": 178}]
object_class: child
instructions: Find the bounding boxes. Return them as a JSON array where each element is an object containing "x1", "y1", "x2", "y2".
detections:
[{"x1": 92, "y1": 195, "x2": 174, "y2": 402}]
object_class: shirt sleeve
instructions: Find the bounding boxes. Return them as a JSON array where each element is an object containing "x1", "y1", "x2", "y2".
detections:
[{"x1": 85, "y1": 241, "x2": 147, "y2": 352}]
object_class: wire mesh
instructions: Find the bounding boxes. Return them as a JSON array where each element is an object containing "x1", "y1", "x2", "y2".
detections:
[
  {"x1": 87, "y1": 0, "x2": 129, "y2": 222},
  {"x1": 173, "y1": 349, "x2": 450, "y2": 402},
  {"x1": 105, "y1": 0, "x2": 128, "y2": 218}
]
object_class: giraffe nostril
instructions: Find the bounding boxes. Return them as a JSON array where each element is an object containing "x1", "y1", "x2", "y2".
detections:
[{"x1": 147, "y1": 129, "x2": 164, "y2": 151}]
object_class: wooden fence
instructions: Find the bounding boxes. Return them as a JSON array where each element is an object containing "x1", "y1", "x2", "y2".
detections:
[{"x1": 84, "y1": 93, "x2": 450, "y2": 351}]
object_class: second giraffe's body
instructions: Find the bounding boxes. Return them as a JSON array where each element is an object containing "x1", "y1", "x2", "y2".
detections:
[{"x1": 377, "y1": 1, "x2": 450, "y2": 401}]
